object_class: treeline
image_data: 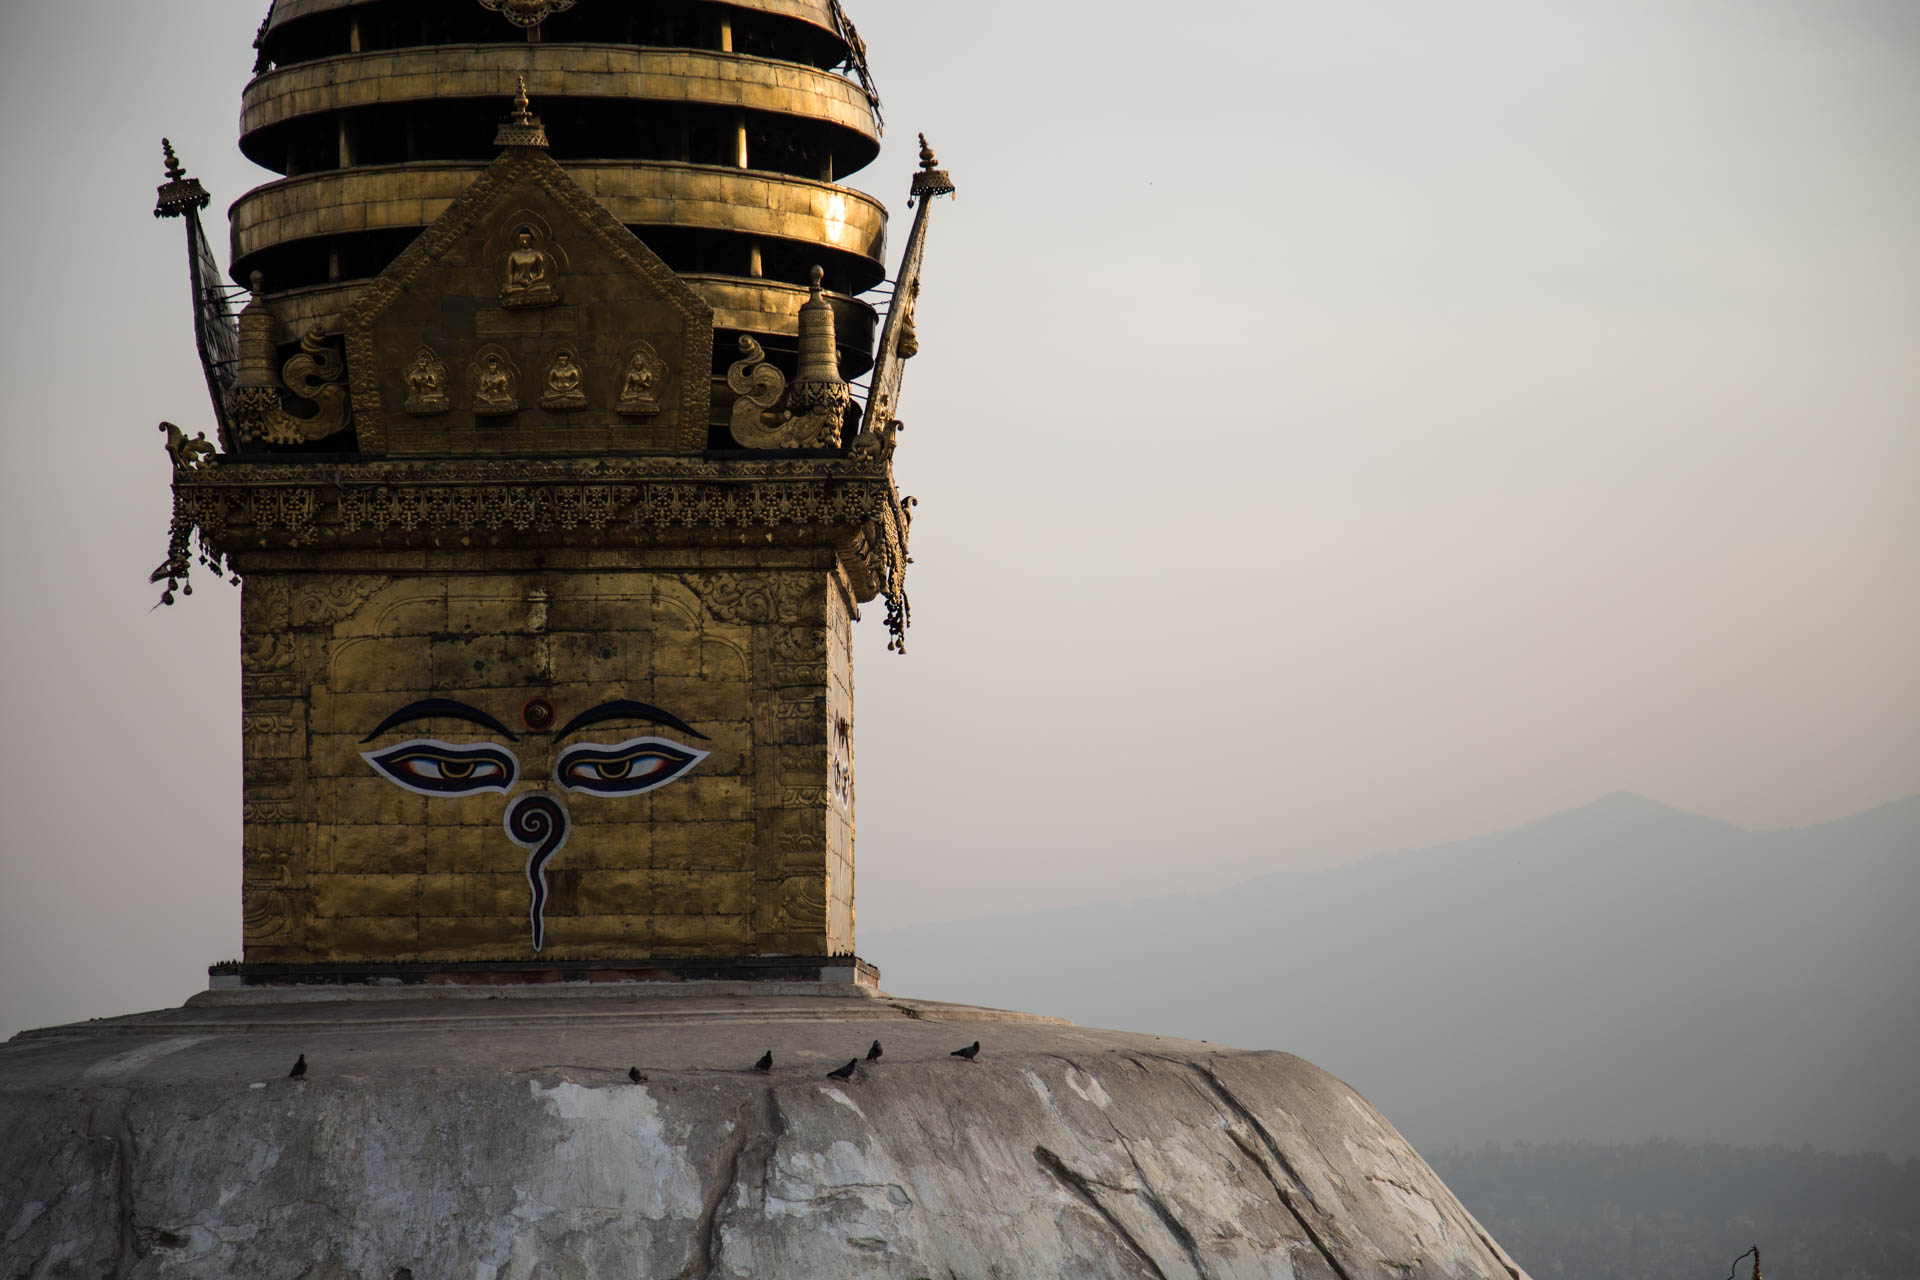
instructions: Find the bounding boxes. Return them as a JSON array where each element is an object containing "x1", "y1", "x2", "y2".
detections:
[{"x1": 1427, "y1": 1140, "x2": 1920, "y2": 1280}]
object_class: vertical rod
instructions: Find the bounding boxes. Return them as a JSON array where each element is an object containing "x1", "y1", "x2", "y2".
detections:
[
  {"x1": 719, "y1": 17, "x2": 733, "y2": 52},
  {"x1": 733, "y1": 113, "x2": 749, "y2": 168},
  {"x1": 747, "y1": 241, "x2": 764, "y2": 277}
]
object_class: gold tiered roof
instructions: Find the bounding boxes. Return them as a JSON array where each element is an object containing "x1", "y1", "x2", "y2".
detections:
[{"x1": 235, "y1": 0, "x2": 886, "y2": 380}]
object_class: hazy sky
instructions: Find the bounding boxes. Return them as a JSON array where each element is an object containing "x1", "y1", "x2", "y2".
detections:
[{"x1": 0, "y1": 1, "x2": 1914, "y2": 1039}]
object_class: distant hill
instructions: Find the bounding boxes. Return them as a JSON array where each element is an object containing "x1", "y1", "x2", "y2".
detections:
[
  {"x1": 864, "y1": 792, "x2": 1920, "y2": 1158},
  {"x1": 1427, "y1": 1140, "x2": 1920, "y2": 1280}
]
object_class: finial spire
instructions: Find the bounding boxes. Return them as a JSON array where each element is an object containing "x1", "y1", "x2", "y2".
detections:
[
  {"x1": 788, "y1": 263, "x2": 851, "y2": 443},
  {"x1": 494, "y1": 76, "x2": 551, "y2": 149},
  {"x1": 153, "y1": 138, "x2": 211, "y2": 219},
  {"x1": 908, "y1": 133, "x2": 956, "y2": 206}
]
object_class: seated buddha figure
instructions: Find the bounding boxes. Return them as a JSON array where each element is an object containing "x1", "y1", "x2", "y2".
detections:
[
  {"x1": 472, "y1": 353, "x2": 518, "y2": 416},
  {"x1": 539, "y1": 350, "x2": 588, "y2": 411},
  {"x1": 615, "y1": 344, "x2": 667, "y2": 416},
  {"x1": 501, "y1": 226, "x2": 558, "y2": 308},
  {"x1": 403, "y1": 347, "x2": 450, "y2": 415}
]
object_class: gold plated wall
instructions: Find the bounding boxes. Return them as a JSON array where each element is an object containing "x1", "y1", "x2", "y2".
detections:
[{"x1": 241, "y1": 565, "x2": 855, "y2": 964}]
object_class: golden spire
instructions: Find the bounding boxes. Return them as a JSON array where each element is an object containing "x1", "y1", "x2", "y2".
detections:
[
  {"x1": 494, "y1": 76, "x2": 550, "y2": 149},
  {"x1": 153, "y1": 138, "x2": 211, "y2": 219},
  {"x1": 909, "y1": 133, "x2": 956, "y2": 205}
]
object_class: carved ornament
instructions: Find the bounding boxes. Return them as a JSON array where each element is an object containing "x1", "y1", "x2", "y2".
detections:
[
  {"x1": 244, "y1": 574, "x2": 391, "y2": 633},
  {"x1": 478, "y1": 0, "x2": 575, "y2": 27},
  {"x1": 228, "y1": 327, "x2": 353, "y2": 446},
  {"x1": 727, "y1": 337, "x2": 845, "y2": 450},
  {"x1": 163, "y1": 458, "x2": 915, "y2": 650},
  {"x1": 160, "y1": 421, "x2": 217, "y2": 472},
  {"x1": 775, "y1": 877, "x2": 830, "y2": 933},
  {"x1": 695, "y1": 573, "x2": 816, "y2": 627},
  {"x1": 151, "y1": 421, "x2": 220, "y2": 605}
]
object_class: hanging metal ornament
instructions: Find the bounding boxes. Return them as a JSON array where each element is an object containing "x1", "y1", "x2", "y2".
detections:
[{"x1": 477, "y1": 0, "x2": 576, "y2": 29}]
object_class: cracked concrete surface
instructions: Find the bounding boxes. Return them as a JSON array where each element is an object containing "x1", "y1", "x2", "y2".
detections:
[{"x1": 0, "y1": 986, "x2": 1528, "y2": 1280}]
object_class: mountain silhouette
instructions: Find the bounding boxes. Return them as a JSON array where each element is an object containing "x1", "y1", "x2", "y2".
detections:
[{"x1": 866, "y1": 792, "x2": 1920, "y2": 1157}]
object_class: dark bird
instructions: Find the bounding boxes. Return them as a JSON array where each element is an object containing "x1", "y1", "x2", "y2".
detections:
[
  {"x1": 628, "y1": 1067, "x2": 646, "y2": 1084},
  {"x1": 826, "y1": 1059, "x2": 859, "y2": 1080},
  {"x1": 754, "y1": 1050, "x2": 774, "y2": 1073},
  {"x1": 288, "y1": 1054, "x2": 307, "y2": 1080},
  {"x1": 951, "y1": 1041, "x2": 980, "y2": 1061},
  {"x1": 866, "y1": 1039, "x2": 883, "y2": 1062}
]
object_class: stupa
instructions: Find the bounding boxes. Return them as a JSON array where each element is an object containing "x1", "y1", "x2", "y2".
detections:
[{"x1": 0, "y1": 5, "x2": 1530, "y2": 1277}]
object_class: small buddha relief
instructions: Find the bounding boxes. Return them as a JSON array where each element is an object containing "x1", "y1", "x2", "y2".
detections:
[
  {"x1": 538, "y1": 348, "x2": 588, "y2": 412},
  {"x1": 402, "y1": 346, "x2": 451, "y2": 415},
  {"x1": 500, "y1": 223, "x2": 559, "y2": 309},
  {"x1": 469, "y1": 346, "x2": 521, "y2": 416},
  {"x1": 614, "y1": 341, "x2": 669, "y2": 417}
]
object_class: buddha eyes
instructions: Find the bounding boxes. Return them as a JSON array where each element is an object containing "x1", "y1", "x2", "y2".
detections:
[
  {"x1": 555, "y1": 737, "x2": 709, "y2": 797},
  {"x1": 362, "y1": 734, "x2": 706, "y2": 797},
  {"x1": 361, "y1": 740, "x2": 520, "y2": 796}
]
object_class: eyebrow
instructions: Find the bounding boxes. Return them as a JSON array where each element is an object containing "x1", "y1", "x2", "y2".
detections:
[
  {"x1": 360, "y1": 699, "x2": 519, "y2": 744},
  {"x1": 555, "y1": 700, "x2": 708, "y2": 743}
]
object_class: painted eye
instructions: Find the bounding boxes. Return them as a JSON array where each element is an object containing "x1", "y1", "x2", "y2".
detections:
[
  {"x1": 362, "y1": 739, "x2": 520, "y2": 797},
  {"x1": 555, "y1": 736, "x2": 708, "y2": 797}
]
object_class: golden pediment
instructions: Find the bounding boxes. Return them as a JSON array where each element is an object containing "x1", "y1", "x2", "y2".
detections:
[{"x1": 343, "y1": 146, "x2": 714, "y2": 457}]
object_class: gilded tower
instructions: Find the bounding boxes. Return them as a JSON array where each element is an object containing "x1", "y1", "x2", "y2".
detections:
[{"x1": 153, "y1": 0, "x2": 953, "y2": 982}]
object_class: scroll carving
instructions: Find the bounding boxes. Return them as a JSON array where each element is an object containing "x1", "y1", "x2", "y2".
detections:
[
  {"x1": 726, "y1": 337, "x2": 844, "y2": 449},
  {"x1": 245, "y1": 575, "x2": 390, "y2": 632},
  {"x1": 775, "y1": 877, "x2": 830, "y2": 932},
  {"x1": 228, "y1": 327, "x2": 353, "y2": 446}
]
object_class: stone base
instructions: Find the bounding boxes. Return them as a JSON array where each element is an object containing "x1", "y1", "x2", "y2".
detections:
[
  {"x1": 0, "y1": 987, "x2": 1529, "y2": 1279},
  {"x1": 208, "y1": 954, "x2": 880, "y2": 990}
]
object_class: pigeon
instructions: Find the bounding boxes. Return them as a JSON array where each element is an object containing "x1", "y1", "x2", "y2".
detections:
[
  {"x1": 628, "y1": 1067, "x2": 646, "y2": 1084},
  {"x1": 951, "y1": 1041, "x2": 980, "y2": 1061},
  {"x1": 866, "y1": 1039, "x2": 883, "y2": 1062},
  {"x1": 288, "y1": 1054, "x2": 307, "y2": 1080},
  {"x1": 826, "y1": 1059, "x2": 859, "y2": 1080},
  {"x1": 754, "y1": 1050, "x2": 774, "y2": 1073}
]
